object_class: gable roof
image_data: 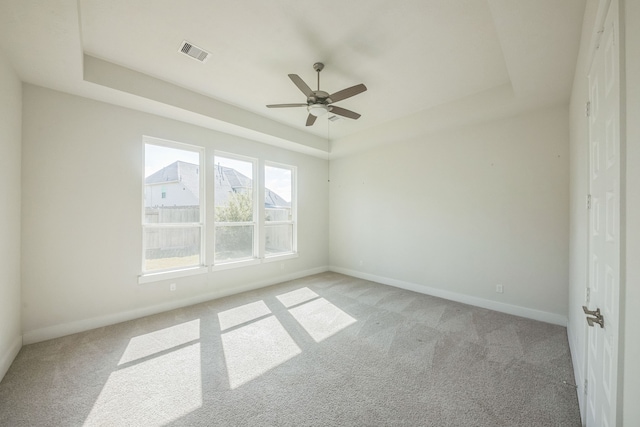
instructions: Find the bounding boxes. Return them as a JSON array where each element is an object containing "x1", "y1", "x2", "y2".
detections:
[
  {"x1": 145, "y1": 161, "x2": 200, "y2": 199},
  {"x1": 216, "y1": 165, "x2": 251, "y2": 190},
  {"x1": 264, "y1": 188, "x2": 289, "y2": 209},
  {"x1": 147, "y1": 161, "x2": 290, "y2": 208}
]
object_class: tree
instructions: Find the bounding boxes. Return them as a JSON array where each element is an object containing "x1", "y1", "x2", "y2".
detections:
[
  {"x1": 215, "y1": 190, "x2": 253, "y2": 222},
  {"x1": 215, "y1": 190, "x2": 253, "y2": 258}
]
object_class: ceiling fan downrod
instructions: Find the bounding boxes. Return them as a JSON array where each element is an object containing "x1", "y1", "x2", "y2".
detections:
[{"x1": 313, "y1": 62, "x2": 324, "y2": 91}]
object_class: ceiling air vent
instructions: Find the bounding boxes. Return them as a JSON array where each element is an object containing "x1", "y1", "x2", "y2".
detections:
[{"x1": 179, "y1": 40, "x2": 210, "y2": 63}]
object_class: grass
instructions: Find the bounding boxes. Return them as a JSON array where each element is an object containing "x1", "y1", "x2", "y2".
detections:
[{"x1": 145, "y1": 255, "x2": 200, "y2": 271}]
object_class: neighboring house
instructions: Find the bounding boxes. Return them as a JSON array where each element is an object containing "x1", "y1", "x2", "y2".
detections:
[
  {"x1": 144, "y1": 161, "x2": 291, "y2": 258},
  {"x1": 214, "y1": 162, "x2": 290, "y2": 210},
  {"x1": 145, "y1": 161, "x2": 200, "y2": 208},
  {"x1": 145, "y1": 160, "x2": 289, "y2": 209}
]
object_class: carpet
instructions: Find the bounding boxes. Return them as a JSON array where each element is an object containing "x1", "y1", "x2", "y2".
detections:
[{"x1": 0, "y1": 272, "x2": 581, "y2": 426}]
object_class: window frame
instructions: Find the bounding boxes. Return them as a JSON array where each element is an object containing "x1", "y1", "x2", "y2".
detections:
[
  {"x1": 139, "y1": 136, "x2": 207, "y2": 283},
  {"x1": 211, "y1": 151, "x2": 259, "y2": 270},
  {"x1": 139, "y1": 141, "x2": 299, "y2": 282},
  {"x1": 262, "y1": 160, "x2": 297, "y2": 261}
]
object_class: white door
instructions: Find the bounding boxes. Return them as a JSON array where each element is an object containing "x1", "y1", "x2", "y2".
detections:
[{"x1": 586, "y1": 0, "x2": 620, "y2": 425}]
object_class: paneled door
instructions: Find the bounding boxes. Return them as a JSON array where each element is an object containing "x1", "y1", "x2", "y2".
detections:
[{"x1": 586, "y1": 0, "x2": 620, "y2": 425}]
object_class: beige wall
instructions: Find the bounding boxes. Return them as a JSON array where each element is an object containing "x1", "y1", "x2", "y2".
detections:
[
  {"x1": 329, "y1": 105, "x2": 570, "y2": 323},
  {"x1": 20, "y1": 84, "x2": 330, "y2": 343},
  {"x1": 0, "y1": 50, "x2": 22, "y2": 381}
]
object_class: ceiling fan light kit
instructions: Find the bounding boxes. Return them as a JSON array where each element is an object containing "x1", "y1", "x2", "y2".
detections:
[
  {"x1": 267, "y1": 62, "x2": 367, "y2": 126},
  {"x1": 308, "y1": 104, "x2": 329, "y2": 117}
]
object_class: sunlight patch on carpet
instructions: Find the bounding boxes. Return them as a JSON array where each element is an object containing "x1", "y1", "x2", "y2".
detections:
[
  {"x1": 222, "y1": 316, "x2": 301, "y2": 389},
  {"x1": 218, "y1": 300, "x2": 272, "y2": 331},
  {"x1": 276, "y1": 287, "x2": 319, "y2": 308},
  {"x1": 289, "y1": 298, "x2": 356, "y2": 342},
  {"x1": 85, "y1": 343, "x2": 202, "y2": 426},
  {"x1": 118, "y1": 319, "x2": 200, "y2": 366}
]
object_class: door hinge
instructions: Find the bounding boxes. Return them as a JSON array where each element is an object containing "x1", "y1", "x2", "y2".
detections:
[
  {"x1": 587, "y1": 194, "x2": 592, "y2": 210},
  {"x1": 586, "y1": 287, "x2": 591, "y2": 304},
  {"x1": 584, "y1": 379, "x2": 588, "y2": 395},
  {"x1": 586, "y1": 101, "x2": 591, "y2": 117}
]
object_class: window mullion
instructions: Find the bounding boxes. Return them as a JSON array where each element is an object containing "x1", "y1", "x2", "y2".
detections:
[
  {"x1": 258, "y1": 160, "x2": 265, "y2": 260},
  {"x1": 215, "y1": 221, "x2": 256, "y2": 227},
  {"x1": 264, "y1": 221, "x2": 293, "y2": 226},
  {"x1": 144, "y1": 223, "x2": 203, "y2": 229}
]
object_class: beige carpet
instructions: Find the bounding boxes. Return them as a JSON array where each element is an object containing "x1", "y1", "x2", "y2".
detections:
[{"x1": 0, "y1": 272, "x2": 581, "y2": 426}]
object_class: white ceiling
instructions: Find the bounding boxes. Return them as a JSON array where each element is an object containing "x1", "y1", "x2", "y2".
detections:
[{"x1": 0, "y1": 0, "x2": 586, "y2": 156}]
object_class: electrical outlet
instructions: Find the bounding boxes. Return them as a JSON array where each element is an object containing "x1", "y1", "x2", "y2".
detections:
[
  {"x1": 496, "y1": 284, "x2": 504, "y2": 294},
  {"x1": 170, "y1": 283, "x2": 176, "y2": 291}
]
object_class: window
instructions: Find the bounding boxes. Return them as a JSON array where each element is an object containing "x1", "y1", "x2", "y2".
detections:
[
  {"x1": 141, "y1": 140, "x2": 297, "y2": 280},
  {"x1": 142, "y1": 138, "x2": 204, "y2": 274},
  {"x1": 264, "y1": 163, "x2": 296, "y2": 257},
  {"x1": 214, "y1": 154, "x2": 257, "y2": 264}
]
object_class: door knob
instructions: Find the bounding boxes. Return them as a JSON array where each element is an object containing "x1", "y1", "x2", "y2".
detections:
[{"x1": 582, "y1": 306, "x2": 604, "y2": 328}]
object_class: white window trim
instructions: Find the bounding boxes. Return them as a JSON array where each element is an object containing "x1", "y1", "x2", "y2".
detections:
[
  {"x1": 263, "y1": 160, "x2": 297, "y2": 258},
  {"x1": 210, "y1": 258, "x2": 261, "y2": 272},
  {"x1": 263, "y1": 252, "x2": 299, "y2": 263},
  {"x1": 141, "y1": 136, "x2": 206, "y2": 278},
  {"x1": 138, "y1": 266, "x2": 208, "y2": 284},
  {"x1": 213, "y1": 151, "x2": 259, "y2": 267},
  {"x1": 140, "y1": 142, "x2": 301, "y2": 282}
]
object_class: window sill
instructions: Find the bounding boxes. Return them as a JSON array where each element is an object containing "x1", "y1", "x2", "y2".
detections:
[
  {"x1": 211, "y1": 258, "x2": 261, "y2": 272},
  {"x1": 138, "y1": 266, "x2": 208, "y2": 284},
  {"x1": 138, "y1": 253, "x2": 299, "y2": 283},
  {"x1": 263, "y1": 252, "x2": 298, "y2": 263}
]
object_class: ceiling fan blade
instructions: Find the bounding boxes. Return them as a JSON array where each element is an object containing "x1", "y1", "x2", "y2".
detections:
[
  {"x1": 288, "y1": 74, "x2": 313, "y2": 97},
  {"x1": 329, "y1": 83, "x2": 367, "y2": 103},
  {"x1": 266, "y1": 103, "x2": 308, "y2": 108},
  {"x1": 329, "y1": 106, "x2": 361, "y2": 120},
  {"x1": 305, "y1": 114, "x2": 317, "y2": 126}
]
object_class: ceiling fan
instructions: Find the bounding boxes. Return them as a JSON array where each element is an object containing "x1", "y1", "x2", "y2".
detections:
[{"x1": 266, "y1": 62, "x2": 367, "y2": 126}]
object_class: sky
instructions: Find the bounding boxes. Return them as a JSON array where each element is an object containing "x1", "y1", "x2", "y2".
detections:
[
  {"x1": 265, "y1": 165, "x2": 292, "y2": 203},
  {"x1": 145, "y1": 143, "x2": 199, "y2": 177},
  {"x1": 214, "y1": 155, "x2": 253, "y2": 179}
]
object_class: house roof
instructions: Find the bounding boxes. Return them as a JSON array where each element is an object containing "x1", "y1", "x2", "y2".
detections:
[
  {"x1": 214, "y1": 164, "x2": 290, "y2": 208},
  {"x1": 147, "y1": 161, "x2": 290, "y2": 208},
  {"x1": 146, "y1": 161, "x2": 200, "y2": 199},
  {"x1": 265, "y1": 188, "x2": 289, "y2": 209},
  {"x1": 216, "y1": 165, "x2": 251, "y2": 190}
]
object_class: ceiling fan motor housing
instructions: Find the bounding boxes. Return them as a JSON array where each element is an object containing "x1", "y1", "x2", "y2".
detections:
[{"x1": 308, "y1": 91, "x2": 331, "y2": 104}]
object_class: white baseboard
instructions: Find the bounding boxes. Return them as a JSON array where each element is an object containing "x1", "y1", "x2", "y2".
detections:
[
  {"x1": 0, "y1": 334, "x2": 22, "y2": 382},
  {"x1": 329, "y1": 266, "x2": 568, "y2": 326},
  {"x1": 23, "y1": 266, "x2": 329, "y2": 345}
]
